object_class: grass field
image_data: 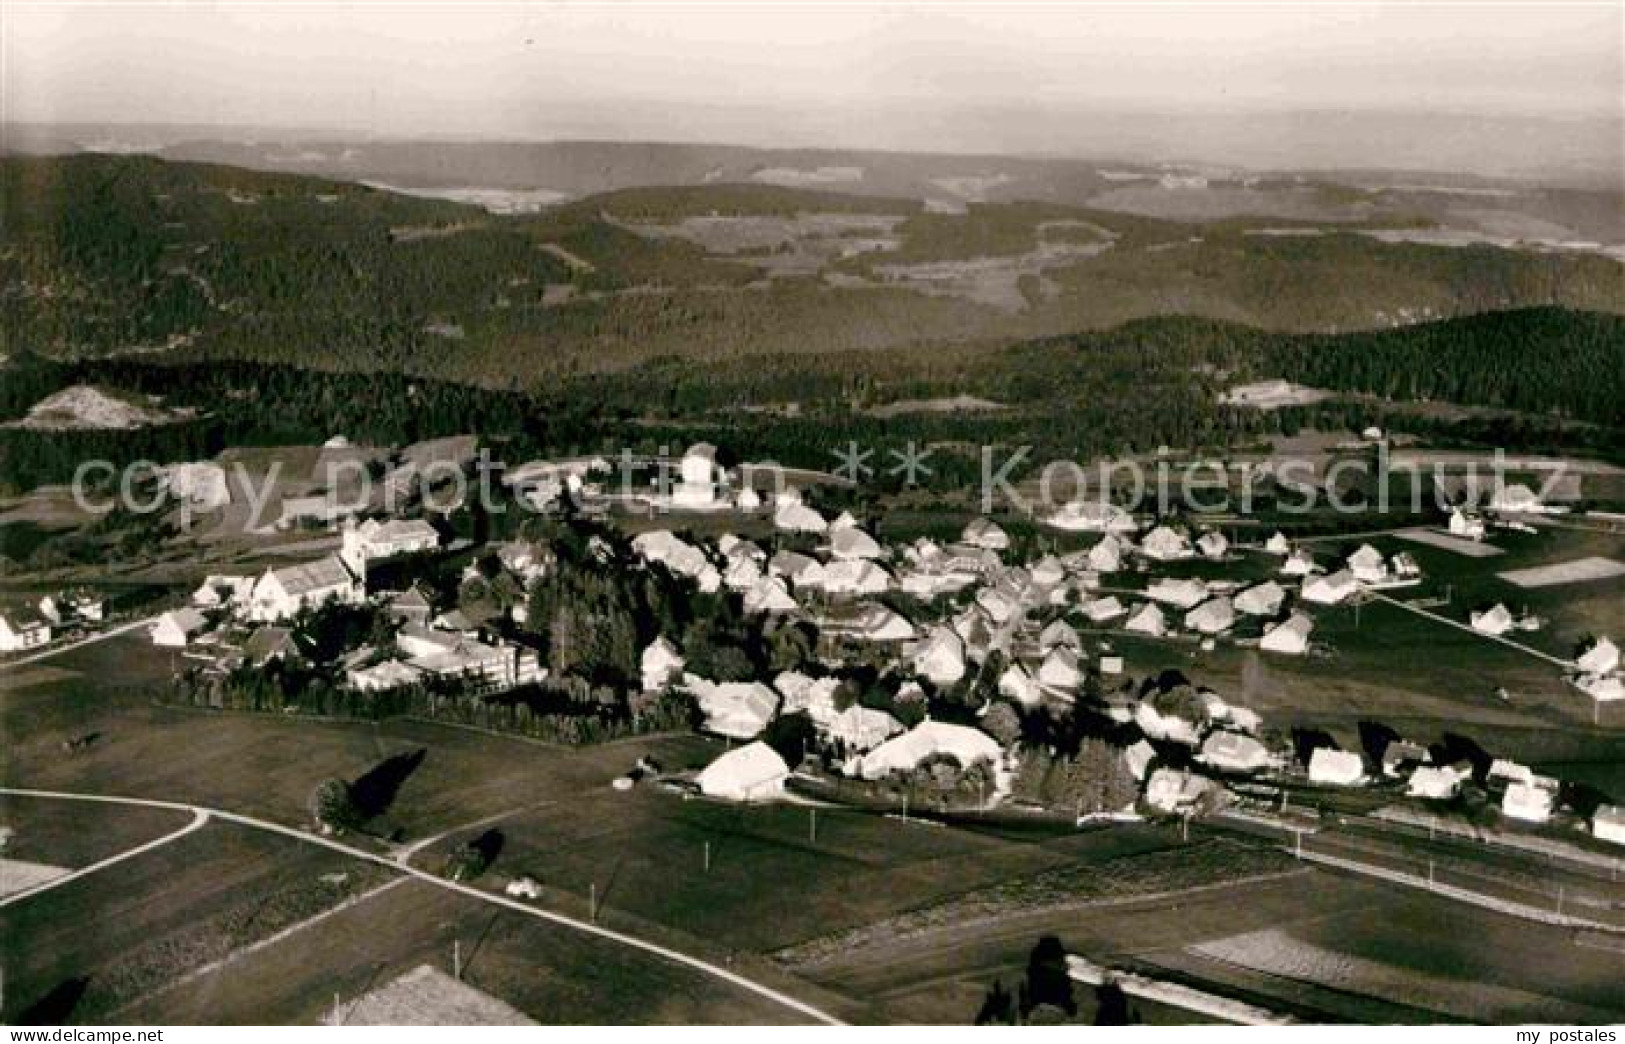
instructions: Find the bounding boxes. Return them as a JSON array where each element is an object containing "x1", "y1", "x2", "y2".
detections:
[
  {"x1": 0, "y1": 820, "x2": 387, "y2": 1022},
  {"x1": 0, "y1": 793, "x2": 190, "y2": 869},
  {"x1": 120, "y1": 876, "x2": 825, "y2": 1025}
]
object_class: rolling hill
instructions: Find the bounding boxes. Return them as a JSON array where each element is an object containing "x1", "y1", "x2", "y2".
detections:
[{"x1": 3, "y1": 153, "x2": 1622, "y2": 389}]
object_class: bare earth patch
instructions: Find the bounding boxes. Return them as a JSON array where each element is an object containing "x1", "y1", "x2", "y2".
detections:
[
  {"x1": 326, "y1": 963, "x2": 536, "y2": 1025},
  {"x1": 0, "y1": 858, "x2": 70, "y2": 899}
]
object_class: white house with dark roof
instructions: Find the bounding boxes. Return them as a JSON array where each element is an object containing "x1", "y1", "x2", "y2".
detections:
[
  {"x1": 151, "y1": 608, "x2": 209, "y2": 647},
  {"x1": 0, "y1": 607, "x2": 51, "y2": 652},
  {"x1": 248, "y1": 555, "x2": 360, "y2": 622}
]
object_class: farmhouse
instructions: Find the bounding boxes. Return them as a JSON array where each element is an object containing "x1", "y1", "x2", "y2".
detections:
[
  {"x1": 1199, "y1": 731, "x2": 1271, "y2": 774},
  {"x1": 1407, "y1": 765, "x2": 1468, "y2": 800},
  {"x1": 723, "y1": 555, "x2": 764, "y2": 592},
  {"x1": 1039, "y1": 618, "x2": 1081, "y2": 652},
  {"x1": 1196, "y1": 530, "x2": 1229, "y2": 560},
  {"x1": 1470, "y1": 604, "x2": 1515, "y2": 636},
  {"x1": 1234, "y1": 581, "x2": 1287, "y2": 617},
  {"x1": 1577, "y1": 636, "x2": 1620, "y2": 676},
  {"x1": 777, "y1": 673, "x2": 841, "y2": 726},
  {"x1": 698, "y1": 741, "x2": 789, "y2": 802},
  {"x1": 828, "y1": 526, "x2": 884, "y2": 561},
  {"x1": 849, "y1": 604, "x2": 915, "y2": 642},
  {"x1": 1083, "y1": 595, "x2": 1127, "y2": 623},
  {"x1": 687, "y1": 678, "x2": 779, "y2": 739},
  {"x1": 1124, "y1": 603, "x2": 1168, "y2": 637},
  {"x1": 961, "y1": 517, "x2": 1011, "y2": 551},
  {"x1": 912, "y1": 626, "x2": 967, "y2": 685},
  {"x1": 743, "y1": 576, "x2": 799, "y2": 614},
  {"x1": 632, "y1": 531, "x2": 720, "y2": 592},
  {"x1": 1594, "y1": 805, "x2": 1625, "y2": 846},
  {"x1": 1030, "y1": 555, "x2": 1066, "y2": 588},
  {"x1": 774, "y1": 500, "x2": 829, "y2": 534},
  {"x1": 998, "y1": 663, "x2": 1045, "y2": 707},
  {"x1": 1087, "y1": 535, "x2": 1125, "y2": 572},
  {"x1": 0, "y1": 608, "x2": 51, "y2": 651},
  {"x1": 1264, "y1": 532, "x2": 1291, "y2": 555},
  {"x1": 1501, "y1": 780, "x2": 1556, "y2": 823},
  {"x1": 1135, "y1": 698, "x2": 1203, "y2": 746},
  {"x1": 1280, "y1": 548, "x2": 1319, "y2": 577},
  {"x1": 1308, "y1": 748, "x2": 1365, "y2": 786},
  {"x1": 347, "y1": 659, "x2": 423, "y2": 692},
  {"x1": 857, "y1": 720, "x2": 1001, "y2": 781},
  {"x1": 1123, "y1": 739, "x2": 1157, "y2": 781},
  {"x1": 1046, "y1": 500, "x2": 1136, "y2": 534},
  {"x1": 1036, "y1": 646, "x2": 1084, "y2": 691},
  {"x1": 1147, "y1": 577, "x2": 1208, "y2": 609},
  {"x1": 1184, "y1": 597, "x2": 1236, "y2": 636},
  {"x1": 1300, "y1": 569, "x2": 1356, "y2": 606},
  {"x1": 673, "y1": 443, "x2": 725, "y2": 509},
  {"x1": 340, "y1": 516, "x2": 441, "y2": 577},
  {"x1": 820, "y1": 559, "x2": 892, "y2": 597},
  {"x1": 827, "y1": 705, "x2": 904, "y2": 752},
  {"x1": 1347, "y1": 544, "x2": 1388, "y2": 584},
  {"x1": 1145, "y1": 768, "x2": 1211, "y2": 813},
  {"x1": 1490, "y1": 482, "x2": 1560, "y2": 515},
  {"x1": 1260, "y1": 613, "x2": 1314, "y2": 656},
  {"x1": 641, "y1": 637, "x2": 685, "y2": 693},
  {"x1": 1140, "y1": 526, "x2": 1193, "y2": 562},
  {"x1": 192, "y1": 574, "x2": 255, "y2": 608},
  {"x1": 39, "y1": 590, "x2": 106, "y2": 626},
  {"x1": 248, "y1": 556, "x2": 361, "y2": 622},
  {"x1": 1448, "y1": 508, "x2": 1487, "y2": 541},
  {"x1": 151, "y1": 608, "x2": 209, "y2": 648}
]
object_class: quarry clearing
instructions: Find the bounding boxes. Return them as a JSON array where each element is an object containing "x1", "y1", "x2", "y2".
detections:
[{"x1": 4, "y1": 385, "x2": 190, "y2": 431}]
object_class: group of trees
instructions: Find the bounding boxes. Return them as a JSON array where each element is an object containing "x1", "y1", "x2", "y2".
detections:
[{"x1": 976, "y1": 935, "x2": 1139, "y2": 1026}]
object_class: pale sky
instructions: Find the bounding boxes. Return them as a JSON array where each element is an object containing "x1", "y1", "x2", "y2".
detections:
[{"x1": 3, "y1": 2, "x2": 1621, "y2": 148}]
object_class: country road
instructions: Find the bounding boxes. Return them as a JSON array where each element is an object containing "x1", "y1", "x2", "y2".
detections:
[
  {"x1": 0, "y1": 616, "x2": 159, "y2": 670},
  {"x1": 0, "y1": 786, "x2": 844, "y2": 1026}
]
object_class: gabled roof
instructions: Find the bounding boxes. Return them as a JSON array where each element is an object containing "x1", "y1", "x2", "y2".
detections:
[
  {"x1": 264, "y1": 555, "x2": 355, "y2": 596},
  {"x1": 244, "y1": 626, "x2": 299, "y2": 663},
  {"x1": 1, "y1": 606, "x2": 49, "y2": 630}
]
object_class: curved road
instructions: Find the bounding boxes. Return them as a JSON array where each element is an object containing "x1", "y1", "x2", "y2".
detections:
[{"x1": 0, "y1": 786, "x2": 844, "y2": 1026}]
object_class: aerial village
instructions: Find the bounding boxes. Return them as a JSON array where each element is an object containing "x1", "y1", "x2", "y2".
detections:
[{"x1": 8, "y1": 437, "x2": 1617, "y2": 858}]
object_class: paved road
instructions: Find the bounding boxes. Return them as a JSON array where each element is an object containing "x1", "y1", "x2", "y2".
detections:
[
  {"x1": 0, "y1": 616, "x2": 159, "y2": 670},
  {"x1": 0, "y1": 786, "x2": 844, "y2": 1026},
  {"x1": 0, "y1": 806, "x2": 209, "y2": 908}
]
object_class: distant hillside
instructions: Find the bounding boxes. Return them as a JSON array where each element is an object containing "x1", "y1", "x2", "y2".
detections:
[{"x1": 3, "y1": 153, "x2": 1622, "y2": 388}]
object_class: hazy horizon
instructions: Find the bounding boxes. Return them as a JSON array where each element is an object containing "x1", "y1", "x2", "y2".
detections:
[{"x1": 3, "y1": 2, "x2": 1621, "y2": 182}]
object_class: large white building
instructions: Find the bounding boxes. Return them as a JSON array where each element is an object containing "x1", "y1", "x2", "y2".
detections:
[
  {"x1": 340, "y1": 517, "x2": 441, "y2": 577},
  {"x1": 248, "y1": 556, "x2": 361, "y2": 622}
]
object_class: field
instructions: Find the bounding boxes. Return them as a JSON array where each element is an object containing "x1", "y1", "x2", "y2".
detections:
[
  {"x1": 1498, "y1": 555, "x2": 1625, "y2": 588},
  {"x1": 0, "y1": 820, "x2": 387, "y2": 1022},
  {"x1": 1393, "y1": 528, "x2": 1505, "y2": 557}
]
